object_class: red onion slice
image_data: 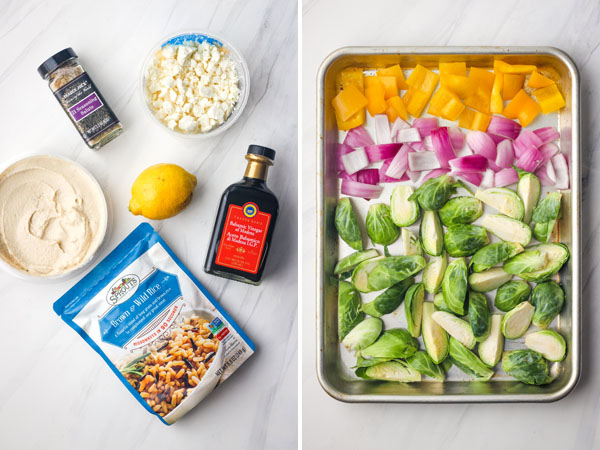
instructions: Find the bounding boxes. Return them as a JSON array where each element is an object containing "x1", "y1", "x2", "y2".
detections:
[
  {"x1": 397, "y1": 128, "x2": 422, "y2": 143},
  {"x1": 390, "y1": 117, "x2": 411, "y2": 142},
  {"x1": 487, "y1": 116, "x2": 522, "y2": 140},
  {"x1": 423, "y1": 168, "x2": 451, "y2": 182},
  {"x1": 494, "y1": 168, "x2": 519, "y2": 187},
  {"x1": 535, "y1": 165, "x2": 555, "y2": 186},
  {"x1": 481, "y1": 169, "x2": 495, "y2": 187},
  {"x1": 533, "y1": 126, "x2": 560, "y2": 145},
  {"x1": 385, "y1": 144, "x2": 414, "y2": 179},
  {"x1": 364, "y1": 143, "x2": 402, "y2": 162},
  {"x1": 341, "y1": 148, "x2": 369, "y2": 174},
  {"x1": 513, "y1": 129, "x2": 543, "y2": 158},
  {"x1": 449, "y1": 126, "x2": 465, "y2": 151},
  {"x1": 455, "y1": 172, "x2": 483, "y2": 186},
  {"x1": 466, "y1": 131, "x2": 497, "y2": 161},
  {"x1": 379, "y1": 158, "x2": 406, "y2": 183},
  {"x1": 374, "y1": 114, "x2": 392, "y2": 144},
  {"x1": 539, "y1": 142, "x2": 559, "y2": 165},
  {"x1": 341, "y1": 179, "x2": 383, "y2": 199},
  {"x1": 354, "y1": 168, "x2": 380, "y2": 185},
  {"x1": 336, "y1": 143, "x2": 354, "y2": 171},
  {"x1": 487, "y1": 133, "x2": 506, "y2": 145},
  {"x1": 413, "y1": 118, "x2": 439, "y2": 137},
  {"x1": 343, "y1": 126, "x2": 374, "y2": 148},
  {"x1": 408, "y1": 151, "x2": 441, "y2": 172},
  {"x1": 431, "y1": 127, "x2": 455, "y2": 169},
  {"x1": 551, "y1": 153, "x2": 569, "y2": 189},
  {"x1": 515, "y1": 147, "x2": 543, "y2": 172},
  {"x1": 495, "y1": 139, "x2": 515, "y2": 169},
  {"x1": 449, "y1": 154, "x2": 488, "y2": 173}
]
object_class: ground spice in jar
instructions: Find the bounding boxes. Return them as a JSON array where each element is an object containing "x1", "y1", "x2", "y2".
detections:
[{"x1": 38, "y1": 48, "x2": 123, "y2": 149}]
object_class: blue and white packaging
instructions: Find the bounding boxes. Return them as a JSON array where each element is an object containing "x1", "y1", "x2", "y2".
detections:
[{"x1": 54, "y1": 223, "x2": 255, "y2": 424}]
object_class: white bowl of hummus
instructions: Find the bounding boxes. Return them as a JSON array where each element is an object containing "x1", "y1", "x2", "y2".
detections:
[{"x1": 0, "y1": 155, "x2": 108, "y2": 279}]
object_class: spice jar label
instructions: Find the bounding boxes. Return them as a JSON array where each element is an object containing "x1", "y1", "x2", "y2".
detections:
[
  {"x1": 215, "y1": 202, "x2": 271, "y2": 274},
  {"x1": 54, "y1": 73, "x2": 119, "y2": 143}
]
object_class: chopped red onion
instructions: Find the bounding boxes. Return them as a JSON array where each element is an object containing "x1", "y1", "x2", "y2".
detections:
[
  {"x1": 374, "y1": 114, "x2": 392, "y2": 144},
  {"x1": 385, "y1": 144, "x2": 414, "y2": 179},
  {"x1": 535, "y1": 165, "x2": 555, "y2": 186},
  {"x1": 456, "y1": 172, "x2": 483, "y2": 186},
  {"x1": 341, "y1": 148, "x2": 369, "y2": 175},
  {"x1": 495, "y1": 139, "x2": 515, "y2": 169},
  {"x1": 397, "y1": 128, "x2": 422, "y2": 143},
  {"x1": 466, "y1": 131, "x2": 497, "y2": 161},
  {"x1": 408, "y1": 151, "x2": 441, "y2": 172},
  {"x1": 487, "y1": 159, "x2": 502, "y2": 172},
  {"x1": 481, "y1": 169, "x2": 495, "y2": 187},
  {"x1": 545, "y1": 159, "x2": 557, "y2": 183},
  {"x1": 515, "y1": 147, "x2": 543, "y2": 172},
  {"x1": 423, "y1": 168, "x2": 451, "y2": 182},
  {"x1": 551, "y1": 153, "x2": 569, "y2": 189},
  {"x1": 406, "y1": 169, "x2": 421, "y2": 183},
  {"x1": 513, "y1": 129, "x2": 543, "y2": 158},
  {"x1": 539, "y1": 142, "x2": 559, "y2": 165},
  {"x1": 413, "y1": 118, "x2": 439, "y2": 137},
  {"x1": 379, "y1": 158, "x2": 405, "y2": 183},
  {"x1": 533, "y1": 126, "x2": 560, "y2": 145},
  {"x1": 341, "y1": 179, "x2": 383, "y2": 199},
  {"x1": 449, "y1": 126, "x2": 465, "y2": 151},
  {"x1": 494, "y1": 168, "x2": 519, "y2": 187},
  {"x1": 390, "y1": 117, "x2": 411, "y2": 142},
  {"x1": 411, "y1": 141, "x2": 424, "y2": 151},
  {"x1": 336, "y1": 143, "x2": 354, "y2": 171},
  {"x1": 343, "y1": 126, "x2": 374, "y2": 148},
  {"x1": 422, "y1": 135, "x2": 435, "y2": 151},
  {"x1": 338, "y1": 171, "x2": 356, "y2": 180},
  {"x1": 487, "y1": 116, "x2": 522, "y2": 140},
  {"x1": 355, "y1": 168, "x2": 380, "y2": 185},
  {"x1": 431, "y1": 127, "x2": 455, "y2": 169},
  {"x1": 487, "y1": 133, "x2": 506, "y2": 144},
  {"x1": 364, "y1": 143, "x2": 402, "y2": 162},
  {"x1": 449, "y1": 154, "x2": 488, "y2": 173}
]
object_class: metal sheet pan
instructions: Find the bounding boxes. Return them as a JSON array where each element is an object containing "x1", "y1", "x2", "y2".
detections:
[{"x1": 316, "y1": 47, "x2": 581, "y2": 402}]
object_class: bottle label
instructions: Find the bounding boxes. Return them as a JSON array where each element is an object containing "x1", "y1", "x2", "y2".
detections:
[
  {"x1": 54, "y1": 72, "x2": 120, "y2": 143},
  {"x1": 215, "y1": 202, "x2": 271, "y2": 274}
]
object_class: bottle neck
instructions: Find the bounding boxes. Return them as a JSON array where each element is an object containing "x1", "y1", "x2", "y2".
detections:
[{"x1": 243, "y1": 154, "x2": 273, "y2": 181}]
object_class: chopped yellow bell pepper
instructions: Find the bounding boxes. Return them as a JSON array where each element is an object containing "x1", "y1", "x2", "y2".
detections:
[
  {"x1": 494, "y1": 60, "x2": 537, "y2": 74},
  {"x1": 502, "y1": 74, "x2": 524, "y2": 100},
  {"x1": 386, "y1": 95, "x2": 408, "y2": 122},
  {"x1": 334, "y1": 69, "x2": 366, "y2": 130},
  {"x1": 527, "y1": 71, "x2": 555, "y2": 89},
  {"x1": 458, "y1": 108, "x2": 491, "y2": 131},
  {"x1": 332, "y1": 85, "x2": 368, "y2": 122},
  {"x1": 365, "y1": 76, "x2": 382, "y2": 89},
  {"x1": 365, "y1": 83, "x2": 387, "y2": 116},
  {"x1": 340, "y1": 68, "x2": 365, "y2": 92},
  {"x1": 378, "y1": 76, "x2": 398, "y2": 99},
  {"x1": 440, "y1": 74, "x2": 476, "y2": 99},
  {"x1": 335, "y1": 110, "x2": 365, "y2": 131},
  {"x1": 428, "y1": 87, "x2": 465, "y2": 121},
  {"x1": 490, "y1": 71, "x2": 504, "y2": 114},
  {"x1": 402, "y1": 87, "x2": 431, "y2": 118},
  {"x1": 439, "y1": 62, "x2": 467, "y2": 77},
  {"x1": 407, "y1": 64, "x2": 439, "y2": 93},
  {"x1": 464, "y1": 85, "x2": 491, "y2": 114},
  {"x1": 503, "y1": 89, "x2": 541, "y2": 126},
  {"x1": 377, "y1": 64, "x2": 409, "y2": 90},
  {"x1": 533, "y1": 84, "x2": 566, "y2": 114},
  {"x1": 469, "y1": 67, "x2": 495, "y2": 92}
]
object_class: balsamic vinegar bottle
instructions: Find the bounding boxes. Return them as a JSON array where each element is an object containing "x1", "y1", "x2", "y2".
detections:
[{"x1": 204, "y1": 145, "x2": 279, "y2": 285}]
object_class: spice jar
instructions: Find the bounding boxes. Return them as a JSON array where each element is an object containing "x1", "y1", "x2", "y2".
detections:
[{"x1": 38, "y1": 48, "x2": 123, "y2": 149}]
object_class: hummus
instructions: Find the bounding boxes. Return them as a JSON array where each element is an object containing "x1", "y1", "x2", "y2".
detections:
[{"x1": 0, "y1": 155, "x2": 107, "y2": 276}]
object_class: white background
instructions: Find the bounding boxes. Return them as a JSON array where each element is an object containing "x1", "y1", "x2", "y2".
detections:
[
  {"x1": 0, "y1": 1, "x2": 297, "y2": 449},
  {"x1": 302, "y1": 0, "x2": 600, "y2": 448}
]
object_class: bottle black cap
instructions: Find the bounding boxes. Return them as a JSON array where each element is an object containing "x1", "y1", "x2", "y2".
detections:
[
  {"x1": 37, "y1": 48, "x2": 78, "y2": 79},
  {"x1": 247, "y1": 145, "x2": 276, "y2": 161}
]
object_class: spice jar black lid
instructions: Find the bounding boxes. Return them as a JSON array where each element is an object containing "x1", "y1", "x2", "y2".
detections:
[
  {"x1": 247, "y1": 145, "x2": 276, "y2": 161},
  {"x1": 37, "y1": 48, "x2": 77, "y2": 79}
]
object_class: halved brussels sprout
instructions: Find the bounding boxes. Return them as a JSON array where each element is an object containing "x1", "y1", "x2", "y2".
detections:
[
  {"x1": 407, "y1": 351, "x2": 445, "y2": 381},
  {"x1": 532, "y1": 192, "x2": 562, "y2": 223},
  {"x1": 475, "y1": 187, "x2": 525, "y2": 220},
  {"x1": 438, "y1": 196, "x2": 483, "y2": 226},
  {"x1": 531, "y1": 281, "x2": 565, "y2": 328},
  {"x1": 501, "y1": 301, "x2": 534, "y2": 339},
  {"x1": 335, "y1": 197, "x2": 363, "y2": 250},
  {"x1": 516, "y1": 169, "x2": 541, "y2": 224},
  {"x1": 402, "y1": 228, "x2": 423, "y2": 256},
  {"x1": 432, "y1": 311, "x2": 475, "y2": 349},
  {"x1": 422, "y1": 252, "x2": 447, "y2": 294},
  {"x1": 481, "y1": 214, "x2": 531, "y2": 247},
  {"x1": 533, "y1": 220, "x2": 557, "y2": 243},
  {"x1": 408, "y1": 174, "x2": 466, "y2": 211},
  {"x1": 441, "y1": 358, "x2": 453, "y2": 372},
  {"x1": 470, "y1": 242, "x2": 524, "y2": 273},
  {"x1": 338, "y1": 280, "x2": 364, "y2": 339},
  {"x1": 405, "y1": 283, "x2": 425, "y2": 337},
  {"x1": 502, "y1": 349, "x2": 551, "y2": 385},
  {"x1": 468, "y1": 268, "x2": 512, "y2": 293},
  {"x1": 478, "y1": 314, "x2": 504, "y2": 367},
  {"x1": 361, "y1": 328, "x2": 419, "y2": 359},
  {"x1": 361, "y1": 277, "x2": 414, "y2": 317},
  {"x1": 442, "y1": 258, "x2": 468, "y2": 315},
  {"x1": 494, "y1": 280, "x2": 531, "y2": 312},
  {"x1": 352, "y1": 255, "x2": 426, "y2": 293},
  {"x1": 420, "y1": 210, "x2": 444, "y2": 256},
  {"x1": 468, "y1": 291, "x2": 491, "y2": 342},
  {"x1": 525, "y1": 330, "x2": 566, "y2": 362},
  {"x1": 391, "y1": 185, "x2": 420, "y2": 227},
  {"x1": 334, "y1": 249, "x2": 379, "y2": 275},
  {"x1": 363, "y1": 360, "x2": 422, "y2": 382},
  {"x1": 366, "y1": 203, "x2": 400, "y2": 246},
  {"x1": 504, "y1": 243, "x2": 569, "y2": 282},
  {"x1": 342, "y1": 317, "x2": 383, "y2": 352},
  {"x1": 444, "y1": 224, "x2": 489, "y2": 257},
  {"x1": 422, "y1": 302, "x2": 448, "y2": 364},
  {"x1": 449, "y1": 337, "x2": 494, "y2": 381}
]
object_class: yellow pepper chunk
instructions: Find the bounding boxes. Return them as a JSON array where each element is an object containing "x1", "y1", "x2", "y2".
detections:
[
  {"x1": 407, "y1": 64, "x2": 439, "y2": 93},
  {"x1": 494, "y1": 60, "x2": 537, "y2": 74},
  {"x1": 528, "y1": 71, "x2": 555, "y2": 89},
  {"x1": 386, "y1": 95, "x2": 408, "y2": 122},
  {"x1": 335, "y1": 111, "x2": 365, "y2": 131},
  {"x1": 334, "y1": 69, "x2": 367, "y2": 130},
  {"x1": 469, "y1": 67, "x2": 495, "y2": 92},
  {"x1": 464, "y1": 85, "x2": 491, "y2": 114},
  {"x1": 378, "y1": 76, "x2": 398, "y2": 99},
  {"x1": 377, "y1": 64, "x2": 409, "y2": 90},
  {"x1": 439, "y1": 62, "x2": 467, "y2": 77},
  {"x1": 365, "y1": 76, "x2": 382, "y2": 89},
  {"x1": 365, "y1": 83, "x2": 387, "y2": 116},
  {"x1": 503, "y1": 89, "x2": 541, "y2": 126},
  {"x1": 428, "y1": 87, "x2": 465, "y2": 121},
  {"x1": 402, "y1": 87, "x2": 431, "y2": 118},
  {"x1": 332, "y1": 85, "x2": 368, "y2": 122},
  {"x1": 490, "y1": 71, "x2": 504, "y2": 114},
  {"x1": 533, "y1": 84, "x2": 566, "y2": 114},
  {"x1": 440, "y1": 74, "x2": 476, "y2": 99},
  {"x1": 502, "y1": 74, "x2": 525, "y2": 100},
  {"x1": 340, "y1": 68, "x2": 365, "y2": 92},
  {"x1": 458, "y1": 108, "x2": 491, "y2": 131}
]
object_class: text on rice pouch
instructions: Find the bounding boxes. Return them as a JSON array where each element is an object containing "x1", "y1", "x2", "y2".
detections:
[{"x1": 99, "y1": 268, "x2": 183, "y2": 349}]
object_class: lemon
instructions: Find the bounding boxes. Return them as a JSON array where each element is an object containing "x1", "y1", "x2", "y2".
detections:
[{"x1": 129, "y1": 164, "x2": 197, "y2": 220}]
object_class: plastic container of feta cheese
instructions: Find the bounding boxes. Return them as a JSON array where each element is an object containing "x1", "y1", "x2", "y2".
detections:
[{"x1": 140, "y1": 31, "x2": 250, "y2": 140}]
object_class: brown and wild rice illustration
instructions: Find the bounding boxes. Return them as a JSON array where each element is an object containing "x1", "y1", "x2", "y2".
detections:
[{"x1": 120, "y1": 315, "x2": 220, "y2": 417}]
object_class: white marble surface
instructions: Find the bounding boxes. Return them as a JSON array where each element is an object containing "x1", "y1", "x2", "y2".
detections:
[
  {"x1": 0, "y1": 0, "x2": 297, "y2": 449},
  {"x1": 302, "y1": 0, "x2": 599, "y2": 448}
]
